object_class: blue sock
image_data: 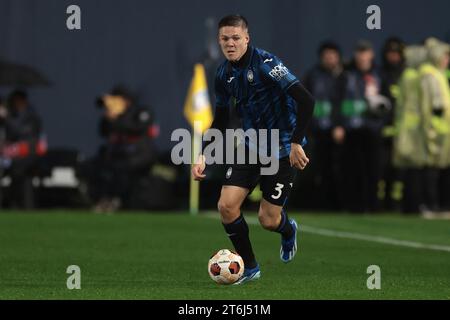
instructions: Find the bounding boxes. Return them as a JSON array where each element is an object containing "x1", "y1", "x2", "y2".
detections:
[{"x1": 274, "y1": 209, "x2": 294, "y2": 240}]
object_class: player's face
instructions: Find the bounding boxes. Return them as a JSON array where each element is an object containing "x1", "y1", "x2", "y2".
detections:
[{"x1": 218, "y1": 26, "x2": 249, "y2": 62}]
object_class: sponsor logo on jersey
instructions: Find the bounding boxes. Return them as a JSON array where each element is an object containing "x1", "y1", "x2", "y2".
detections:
[
  {"x1": 227, "y1": 76, "x2": 235, "y2": 83},
  {"x1": 269, "y1": 63, "x2": 289, "y2": 81},
  {"x1": 263, "y1": 58, "x2": 273, "y2": 63}
]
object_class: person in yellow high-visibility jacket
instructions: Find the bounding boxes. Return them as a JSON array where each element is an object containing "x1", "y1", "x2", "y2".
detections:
[
  {"x1": 392, "y1": 45, "x2": 428, "y2": 213},
  {"x1": 393, "y1": 45, "x2": 428, "y2": 169},
  {"x1": 418, "y1": 38, "x2": 450, "y2": 214}
]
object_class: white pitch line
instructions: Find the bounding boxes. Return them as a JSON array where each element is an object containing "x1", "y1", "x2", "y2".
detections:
[{"x1": 204, "y1": 214, "x2": 450, "y2": 253}]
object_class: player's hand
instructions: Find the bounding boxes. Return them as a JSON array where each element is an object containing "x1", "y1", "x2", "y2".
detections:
[
  {"x1": 191, "y1": 154, "x2": 206, "y2": 181},
  {"x1": 289, "y1": 143, "x2": 309, "y2": 170}
]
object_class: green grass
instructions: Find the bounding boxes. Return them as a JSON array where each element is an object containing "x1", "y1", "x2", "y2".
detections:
[{"x1": 0, "y1": 210, "x2": 449, "y2": 299}]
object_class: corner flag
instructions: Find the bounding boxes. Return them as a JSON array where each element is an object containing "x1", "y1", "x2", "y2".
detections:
[
  {"x1": 183, "y1": 64, "x2": 213, "y2": 215},
  {"x1": 184, "y1": 64, "x2": 213, "y2": 133}
]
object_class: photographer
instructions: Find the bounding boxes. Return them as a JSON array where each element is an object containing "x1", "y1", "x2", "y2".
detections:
[{"x1": 92, "y1": 86, "x2": 158, "y2": 212}]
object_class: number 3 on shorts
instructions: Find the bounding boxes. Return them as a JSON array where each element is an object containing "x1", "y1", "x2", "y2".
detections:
[{"x1": 271, "y1": 183, "x2": 284, "y2": 200}]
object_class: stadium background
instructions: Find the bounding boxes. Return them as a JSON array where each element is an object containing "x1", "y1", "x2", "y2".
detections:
[
  {"x1": 0, "y1": 0, "x2": 449, "y2": 300},
  {"x1": 0, "y1": 0, "x2": 449, "y2": 156}
]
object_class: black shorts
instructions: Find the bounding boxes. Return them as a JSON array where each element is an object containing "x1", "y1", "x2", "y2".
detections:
[{"x1": 222, "y1": 156, "x2": 297, "y2": 207}]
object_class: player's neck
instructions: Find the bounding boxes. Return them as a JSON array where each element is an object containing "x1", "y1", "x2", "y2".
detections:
[{"x1": 231, "y1": 46, "x2": 252, "y2": 69}]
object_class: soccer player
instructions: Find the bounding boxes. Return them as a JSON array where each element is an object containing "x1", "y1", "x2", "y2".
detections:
[{"x1": 192, "y1": 15, "x2": 315, "y2": 284}]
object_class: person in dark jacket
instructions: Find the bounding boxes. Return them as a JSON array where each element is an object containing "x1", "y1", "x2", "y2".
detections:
[
  {"x1": 338, "y1": 40, "x2": 391, "y2": 213},
  {"x1": 379, "y1": 37, "x2": 406, "y2": 211},
  {"x1": 303, "y1": 41, "x2": 345, "y2": 210}
]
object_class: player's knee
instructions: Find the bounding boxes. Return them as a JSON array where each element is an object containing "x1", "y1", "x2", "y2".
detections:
[
  {"x1": 218, "y1": 200, "x2": 239, "y2": 222},
  {"x1": 258, "y1": 209, "x2": 278, "y2": 231}
]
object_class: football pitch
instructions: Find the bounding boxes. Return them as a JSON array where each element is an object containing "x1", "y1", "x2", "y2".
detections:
[{"x1": 0, "y1": 210, "x2": 449, "y2": 300}]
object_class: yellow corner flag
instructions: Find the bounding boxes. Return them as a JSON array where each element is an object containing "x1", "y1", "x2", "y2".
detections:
[
  {"x1": 184, "y1": 64, "x2": 213, "y2": 216},
  {"x1": 184, "y1": 64, "x2": 213, "y2": 133}
]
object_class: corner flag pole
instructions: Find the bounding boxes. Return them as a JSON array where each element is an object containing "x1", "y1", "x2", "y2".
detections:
[{"x1": 189, "y1": 121, "x2": 202, "y2": 215}]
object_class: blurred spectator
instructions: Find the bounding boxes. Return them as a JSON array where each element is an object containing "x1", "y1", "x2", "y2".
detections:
[
  {"x1": 303, "y1": 41, "x2": 345, "y2": 210},
  {"x1": 444, "y1": 56, "x2": 450, "y2": 212},
  {"x1": 379, "y1": 37, "x2": 406, "y2": 210},
  {"x1": 418, "y1": 38, "x2": 450, "y2": 215},
  {"x1": 392, "y1": 45, "x2": 428, "y2": 213},
  {"x1": 381, "y1": 37, "x2": 406, "y2": 103},
  {"x1": 338, "y1": 40, "x2": 391, "y2": 213},
  {"x1": 90, "y1": 85, "x2": 158, "y2": 212},
  {"x1": 0, "y1": 90, "x2": 46, "y2": 209}
]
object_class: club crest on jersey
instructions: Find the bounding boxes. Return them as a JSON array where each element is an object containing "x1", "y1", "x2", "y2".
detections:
[
  {"x1": 226, "y1": 167, "x2": 232, "y2": 179},
  {"x1": 247, "y1": 70, "x2": 254, "y2": 83}
]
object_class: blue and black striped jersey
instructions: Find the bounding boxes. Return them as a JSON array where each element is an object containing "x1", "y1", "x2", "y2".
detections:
[{"x1": 214, "y1": 46, "x2": 306, "y2": 158}]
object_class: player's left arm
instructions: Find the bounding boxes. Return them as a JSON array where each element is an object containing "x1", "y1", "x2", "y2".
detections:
[
  {"x1": 287, "y1": 82, "x2": 315, "y2": 170},
  {"x1": 260, "y1": 56, "x2": 315, "y2": 170}
]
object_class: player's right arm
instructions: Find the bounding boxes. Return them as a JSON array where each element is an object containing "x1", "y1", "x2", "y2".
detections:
[{"x1": 191, "y1": 68, "x2": 230, "y2": 181}]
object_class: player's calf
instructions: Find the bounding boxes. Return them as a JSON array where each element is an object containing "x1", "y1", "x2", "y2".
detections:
[
  {"x1": 259, "y1": 202, "x2": 298, "y2": 262},
  {"x1": 257, "y1": 200, "x2": 284, "y2": 231},
  {"x1": 258, "y1": 213, "x2": 280, "y2": 231}
]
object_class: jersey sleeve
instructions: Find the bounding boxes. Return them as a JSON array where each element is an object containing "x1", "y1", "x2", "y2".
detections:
[
  {"x1": 260, "y1": 55, "x2": 299, "y2": 92},
  {"x1": 214, "y1": 71, "x2": 230, "y2": 108}
]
